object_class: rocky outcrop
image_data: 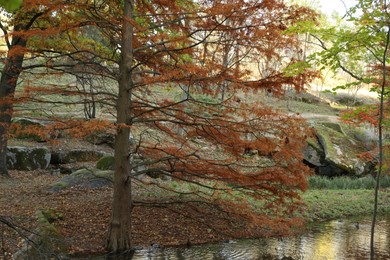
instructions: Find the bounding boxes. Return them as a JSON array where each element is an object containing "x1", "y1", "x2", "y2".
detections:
[
  {"x1": 50, "y1": 149, "x2": 107, "y2": 165},
  {"x1": 85, "y1": 131, "x2": 115, "y2": 148},
  {"x1": 6, "y1": 143, "x2": 111, "y2": 173},
  {"x1": 7, "y1": 146, "x2": 51, "y2": 170},
  {"x1": 304, "y1": 122, "x2": 376, "y2": 177}
]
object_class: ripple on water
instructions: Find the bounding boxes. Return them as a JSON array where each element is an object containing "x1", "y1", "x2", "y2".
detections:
[{"x1": 129, "y1": 216, "x2": 390, "y2": 260}]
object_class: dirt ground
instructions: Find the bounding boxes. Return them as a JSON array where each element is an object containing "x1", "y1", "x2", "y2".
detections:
[{"x1": 0, "y1": 170, "x2": 289, "y2": 258}]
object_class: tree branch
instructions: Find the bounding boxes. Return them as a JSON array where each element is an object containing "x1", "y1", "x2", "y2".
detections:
[{"x1": 0, "y1": 22, "x2": 10, "y2": 49}]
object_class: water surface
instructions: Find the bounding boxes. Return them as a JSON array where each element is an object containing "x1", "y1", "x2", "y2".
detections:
[{"x1": 130, "y1": 216, "x2": 390, "y2": 259}]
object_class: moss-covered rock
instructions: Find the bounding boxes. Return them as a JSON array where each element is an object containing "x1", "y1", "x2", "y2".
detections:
[
  {"x1": 40, "y1": 208, "x2": 64, "y2": 223},
  {"x1": 96, "y1": 155, "x2": 114, "y2": 170},
  {"x1": 48, "y1": 168, "x2": 113, "y2": 192},
  {"x1": 320, "y1": 122, "x2": 345, "y2": 134},
  {"x1": 7, "y1": 146, "x2": 51, "y2": 170},
  {"x1": 306, "y1": 122, "x2": 374, "y2": 176},
  {"x1": 51, "y1": 149, "x2": 107, "y2": 164},
  {"x1": 13, "y1": 209, "x2": 67, "y2": 260}
]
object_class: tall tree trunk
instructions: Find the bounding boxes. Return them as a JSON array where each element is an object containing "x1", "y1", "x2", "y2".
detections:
[
  {"x1": 0, "y1": 24, "x2": 27, "y2": 176},
  {"x1": 370, "y1": 25, "x2": 390, "y2": 260},
  {"x1": 107, "y1": 0, "x2": 134, "y2": 254}
]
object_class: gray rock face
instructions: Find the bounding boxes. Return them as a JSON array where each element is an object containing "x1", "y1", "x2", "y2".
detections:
[
  {"x1": 304, "y1": 123, "x2": 376, "y2": 177},
  {"x1": 85, "y1": 132, "x2": 115, "y2": 148},
  {"x1": 50, "y1": 149, "x2": 107, "y2": 164},
  {"x1": 7, "y1": 146, "x2": 51, "y2": 170},
  {"x1": 304, "y1": 144, "x2": 323, "y2": 167}
]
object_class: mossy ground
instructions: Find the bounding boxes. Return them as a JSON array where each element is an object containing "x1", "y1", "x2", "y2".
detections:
[{"x1": 302, "y1": 189, "x2": 390, "y2": 222}]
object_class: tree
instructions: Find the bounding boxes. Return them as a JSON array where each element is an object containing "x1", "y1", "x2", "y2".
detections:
[
  {"x1": 107, "y1": 0, "x2": 134, "y2": 253},
  {"x1": 87, "y1": 0, "x2": 318, "y2": 253},
  {"x1": 1, "y1": 0, "x2": 318, "y2": 254},
  {"x1": 0, "y1": 0, "x2": 114, "y2": 176},
  {"x1": 0, "y1": 1, "x2": 42, "y2": 176},
  {"x1": 303, "y1": 1, "x2": 390, "y2": 258},
  {"x1": 0, "y1": 1, "x2": 77, "y2": 176},
  {"x1": 0, "y1": 0, "x2": 22, "y2": 13}
]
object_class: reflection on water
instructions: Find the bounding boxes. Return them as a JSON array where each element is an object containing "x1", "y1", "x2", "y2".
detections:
[{"x1": 131, "y1": 216, "x2": 390, "y2": 259}]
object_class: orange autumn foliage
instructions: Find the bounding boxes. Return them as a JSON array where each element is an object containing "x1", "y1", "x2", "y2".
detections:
[{"x1": 1, "y1": 0, "x2": 319, "y2": 251}]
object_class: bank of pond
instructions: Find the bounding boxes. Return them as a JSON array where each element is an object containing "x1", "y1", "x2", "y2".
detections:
[
  {"x1": 73, "y1": 175, "x2": 390, "y2": 259},
  {"x1": 75, "y1": 215, "x2": 390, "y2": 259}
]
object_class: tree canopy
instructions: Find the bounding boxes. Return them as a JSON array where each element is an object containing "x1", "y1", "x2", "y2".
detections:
[
  {"x1": 0, "y1": 0, "x2": 320, "y2": 254},
  {"x1": 0, "y1": 0, "x2": 22, "y2": 12}
]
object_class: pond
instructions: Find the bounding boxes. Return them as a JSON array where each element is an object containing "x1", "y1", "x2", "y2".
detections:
[{"x1": 128, "y1": 216, "x2": 390, "y2": 259}]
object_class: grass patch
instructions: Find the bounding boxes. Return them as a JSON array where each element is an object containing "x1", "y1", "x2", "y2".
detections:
[
  {"x1": 308, "y1": 175, "x2": 390, "y2": 190},
  {"x1": 302, "y1": 189, "x2": 390, "y2": 221},
  {"x1": 136, "y1": 176, "x2": 390, "y2": 223}
]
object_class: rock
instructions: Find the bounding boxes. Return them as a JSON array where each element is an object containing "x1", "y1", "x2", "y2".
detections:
[
  {"x1": 50, "y1": 149, "x2": 107, "y2": 164},
  {"x1": 320, "y1": 122, "x2": 345, "y2": 134},
  {"x1": 7, "y1": 146, "x2": 51, "y2": 170},
  {"x1": 85, "y1": 131, "x2": 115, "y2": 148},
  {"x1": 48, "y1": 168, "x2": 113, "y2": 192},
  {"x1": 54, "y1": 162, "x2": 97, "y2": 175},
  {"x1": 13, "y1": 209, "x2": 67, "y2": 260},
  {"x1": 351, "y1": 125, "x2": 377, "y2": 150},
  {"x1": 304, "y1": 140, "x2": 324, "y2": 167},
  {"x1": 286, "y1": 91, "x2": 322, "y2": 104},
  {"x1": 96, "y1": 155, "x2": 114, "y2": 170},
  {"x1": 50, "y1": 150, "x2": 67, "y2": 164},
  {"x1": 304, "y1": 122, "x2": 375, "y2": 177},
  {"x1": 85, "y1": 131, "x2": 136, "y2": 148}
]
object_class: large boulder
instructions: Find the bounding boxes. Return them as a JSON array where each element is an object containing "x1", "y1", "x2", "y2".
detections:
[
  {"x1": 7, "y1": 146, "x2": 51, "y2": 170},
  {"x1": 48, "y1": 168, "x2": 113, "y2": 192},
  {"x1": 304, "y1": 122, "x2": 376, "y2": 177},
  {"x1": 85, "y1": 130, "x2": 137, "y2": 149},
  {"x1": 96, "y1": 155, "x2": 115, "y2": 170},
  {"x1": 85, "y1": 131, "x2": 115, "y2": 148},
  {"x1": 96, "y1": 154, "x2": 152, "y2": 179},
  {"x1": 50, "y1": 149, "x2": 107, "y2": 164}
]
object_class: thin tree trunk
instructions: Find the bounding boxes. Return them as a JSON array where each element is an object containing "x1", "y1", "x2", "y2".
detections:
[
  {"x1": 107, "y1": 0, "x2": 134, "y2": 254},
  {"x1": 370, "y1": 25, "x2": 390, "y2": 260},
  {"x1": 0, "y1": 24, "x2": 27, "y2": 176}
]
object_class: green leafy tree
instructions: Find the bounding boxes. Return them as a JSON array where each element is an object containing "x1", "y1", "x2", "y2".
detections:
[
  {"x1": 302, "y1": 1, "x2": 390, "y2": 258},
  {"x1": 0, "y1": 0, "x2": 22, "y2": 12}
]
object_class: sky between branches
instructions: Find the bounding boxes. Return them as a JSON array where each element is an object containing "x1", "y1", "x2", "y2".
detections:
[{"x1": 319, "y1": 0, "x2": 355, "y2": 15}]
